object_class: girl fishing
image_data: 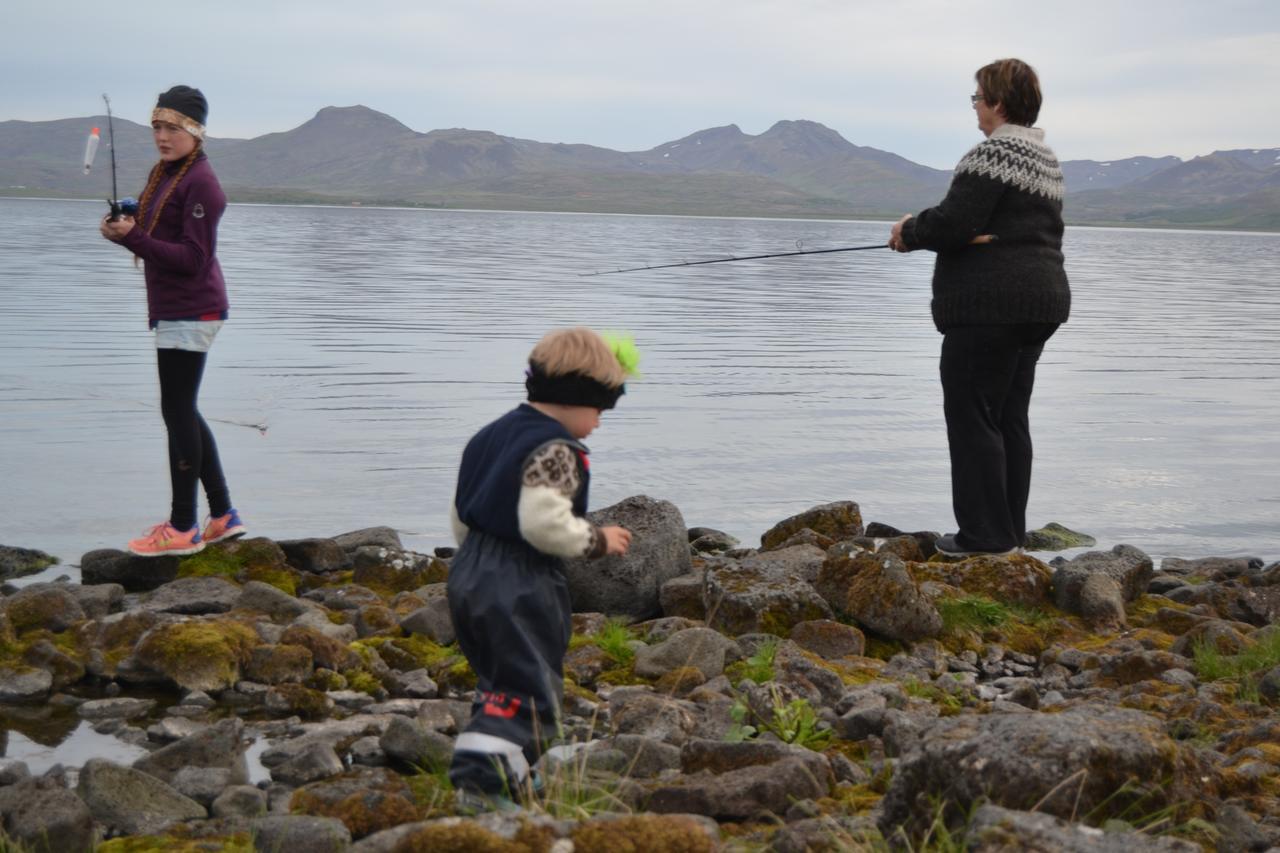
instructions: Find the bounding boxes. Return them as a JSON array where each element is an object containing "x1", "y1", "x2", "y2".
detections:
[{"x1": 99, "y1": 85, "x2": 246, "y2": 556}]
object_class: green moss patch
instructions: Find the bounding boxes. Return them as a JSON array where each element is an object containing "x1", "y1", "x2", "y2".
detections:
[
  {"x1": 97, "y1": 833, "x2": 253, "y2": 852},
  {"x1": 134, "y1": 618, "x2": 259, "y2": 692},
  {"x1": 393, "y1": 820, "x2": 552, "y2": 852},
  {"x1": 571, "y1": 815, "x2": 716, "y2": 853},
  {"x1": 177, "y1": 548, "x2": 244, "y2": 582}
]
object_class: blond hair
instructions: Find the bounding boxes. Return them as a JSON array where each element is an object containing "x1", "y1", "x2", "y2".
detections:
[{"x1": 529, "y1": 327, "x2": 626, "y2": 387}]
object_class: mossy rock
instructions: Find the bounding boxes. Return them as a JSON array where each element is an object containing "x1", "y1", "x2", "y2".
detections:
[
  {"x1": 341, "y1": 668, "x2": 385, "y2": 695},
  {"x1": 1025, "y1": 522, "x2": 1096, "y2": 551},
  {"x1": 133, "y1": 618, "x2": 259, "y2": 691},
  {"x1": 655, "y1": 665, "x2": 707, "y2": 696},
  {"x1": 241, "y1": 564, "x2": 300, "y2": 595},
  {"x1": 307, "y1": 667, "x2": 348, "y2": 691},
  {"x1": 438, "y1": 658, "x2": 477, "y2": 691},
  {"x1": 291, "y1": 769, "x2": 424, "y2": 839},
  {"x1": 392, "y1": 820, "x2": 547, "y2": 853},
  {"x1": 83, "y1": 610, "x2": 161, "y2": 673},
  {"x1": 280, "y1": 624, "x2": 357, "y2": 670},
  {"x1": 245, "y1": 643, "x2": 314, "y2": 684},
  {"x1": 0, "y1": 545, "x2": 58, "y2": 580},
  {"x1": 875, "y1": 535, "x2": 925, "y2": 563},
  {"x1": 572, "y1": 814, "x2": 716, "y2": 853},
  {"x1": 269, "y1": 682, "x2": 332, "y2": 719},
  {"x1": 913, "y1": 554, "x2": 1054, "y2": 609},
  {"x1": 96, "y1": 834, "x2": 253, "y2": 852},
  {"x1": 813, "y1": 552, "x2": 880, "y2": 610},
  {"x1": 355, "y1": 604, "x2": 402, "y2": 638},
  {"x1": 358, "y1": 634, "x2": 456, "y2": 674},
  {"x1": 596, "y1": 661, "x2": 651, "y2": 687},
  {"x1": 352, "y1": 561, "x2": 437, "y2": 597},
  {"x1": 177, "y1": 548, "x2": 244, "y2": 581},
  {"x1": 4, "y1": 586, "x2": 86, "y2": 635},
  {"x1": 22, "y1": 636, "x2": 87, "y2": 690},
  {"x1": 761, "y1": 501, "x2": 864, "y2": 550},
  {"x1": 220, "y1": 536, "x2": 290, "y2": 569}
]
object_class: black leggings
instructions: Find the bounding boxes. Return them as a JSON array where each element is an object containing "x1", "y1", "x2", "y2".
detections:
[{"x1": 157, "y1": 348, "x2": 231, "y2": 531}]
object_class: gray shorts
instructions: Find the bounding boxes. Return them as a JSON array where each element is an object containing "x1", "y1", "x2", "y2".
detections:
[{"x1": 155, "y1": 319, "x2": 223, "y2": 352}]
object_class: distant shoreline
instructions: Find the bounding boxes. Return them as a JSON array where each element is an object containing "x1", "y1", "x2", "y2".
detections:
[{"x1": 5, "y1": 191, "x2": 1280, "y2": 234}]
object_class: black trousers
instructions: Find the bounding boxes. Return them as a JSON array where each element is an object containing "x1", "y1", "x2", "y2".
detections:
[
  {"x1": 157, "y1": 348, "x2": 231, "y2": 531},
  {"x1": 940, "y1": 323, "x2": 1058, "y2": 551},
  {"x1": 446, "y1": 529, "x2": 572, "y2": 796}
]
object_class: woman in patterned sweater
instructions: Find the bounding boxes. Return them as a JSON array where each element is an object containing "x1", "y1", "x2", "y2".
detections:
[{"x1": 889, "y1": 58, "x2": 1071, "y2": 557}]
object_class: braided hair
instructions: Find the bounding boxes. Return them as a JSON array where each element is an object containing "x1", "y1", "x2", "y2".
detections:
[
  {"x1": 130, "y1": 144, "x2": 201, "y2": 268},
  {"x1": 136, "y1": 144, "x2": 202, "y2": 235}
]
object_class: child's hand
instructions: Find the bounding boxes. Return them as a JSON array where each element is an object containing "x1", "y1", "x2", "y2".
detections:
[
  {"x1": 100, "y1": 215, "x2": 135, "y2": 241},
  {"x1": 601, "y1": 525, "x2": 632, "y2": 556}
]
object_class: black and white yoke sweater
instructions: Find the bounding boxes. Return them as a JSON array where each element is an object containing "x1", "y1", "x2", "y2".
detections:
[{"x1": 901, "y1": 123, "x2": 1071, "y2": 332}]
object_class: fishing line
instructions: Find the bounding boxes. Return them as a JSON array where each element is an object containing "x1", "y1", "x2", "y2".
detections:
[
  {"x1": 581, "y1": 242, "x2": 891, "y2": 276},
  {"x1": 583, "y1": 230, "x2": 998, "y2": 277}
]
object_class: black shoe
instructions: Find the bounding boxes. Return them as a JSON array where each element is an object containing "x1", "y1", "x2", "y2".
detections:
[{"x1": 935, "y1": 533, "x2": 1018, "y2": 557}]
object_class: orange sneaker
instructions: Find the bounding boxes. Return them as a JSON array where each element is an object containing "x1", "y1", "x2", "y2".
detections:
[
  {"x1": 202, "y1": 509, "x2": 247, "y2": 544},
  {"x1": 127, "y1": 522, "x2": 205, "y2": 557}
]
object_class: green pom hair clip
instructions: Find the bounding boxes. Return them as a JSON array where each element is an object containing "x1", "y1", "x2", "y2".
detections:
[{"x1": 602, "y1": 331, "x2": 641, "y2": 377}]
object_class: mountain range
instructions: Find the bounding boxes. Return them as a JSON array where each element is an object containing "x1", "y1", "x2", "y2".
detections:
[{"x1": 3, "y1": 105, "x2": 1278, "y2": 229}]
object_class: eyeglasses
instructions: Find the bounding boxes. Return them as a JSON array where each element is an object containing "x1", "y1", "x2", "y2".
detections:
[{"x1": 970, "y1": 94, "x2": 984, "y2": 106}]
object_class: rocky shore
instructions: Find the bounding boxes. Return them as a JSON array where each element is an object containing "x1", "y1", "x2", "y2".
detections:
[{"x1": 1, "y1": 497, "x2": 1278, "y2": 852}]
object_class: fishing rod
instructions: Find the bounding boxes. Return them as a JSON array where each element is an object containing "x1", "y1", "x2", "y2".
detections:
[
  {"x1": 581, "y1": 242, "x2": 890, "y2": 276},
  {"x1": 93, "y1": 94, "x2": 139, "y2": 221},
  {"x1": 580, "y1": 233, "x2": 998, "y2": 277},
  {"x1": 102, "y1": 94, "x2": 122, "y2": 221}
]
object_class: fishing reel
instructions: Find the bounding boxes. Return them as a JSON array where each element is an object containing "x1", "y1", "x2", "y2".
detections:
[{"x1": 107, "y1": 197, "x2": 139, "y2": 221}]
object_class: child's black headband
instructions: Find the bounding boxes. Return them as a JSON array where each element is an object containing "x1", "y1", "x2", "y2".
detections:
[{"x1": 526, "y1": 361, "x2": 625, "y2": 410}]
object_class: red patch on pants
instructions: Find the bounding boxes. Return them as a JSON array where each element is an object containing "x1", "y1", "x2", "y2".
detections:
[{"x1": 482, "y1": 691, "x2": 522, "y2": 719}]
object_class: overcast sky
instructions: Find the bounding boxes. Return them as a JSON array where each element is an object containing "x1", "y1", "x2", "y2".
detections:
[{"x1": 5, "y1": 0, "x2": 1278, "y2": 168}]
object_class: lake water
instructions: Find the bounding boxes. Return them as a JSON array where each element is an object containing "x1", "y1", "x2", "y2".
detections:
[{"x1": 2, "y1": 197, "x2": 1279, "y2": 570}]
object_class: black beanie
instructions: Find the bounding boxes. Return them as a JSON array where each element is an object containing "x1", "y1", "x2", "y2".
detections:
[{"x1": 153, "y1": 85, "x2": 208, "y2": 139}]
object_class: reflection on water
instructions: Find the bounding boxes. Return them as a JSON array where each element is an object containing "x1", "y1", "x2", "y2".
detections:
[
  {"x1": 0, "y1": 700, "x2": 273, "y2": 781},
  {"x1": 2, "y1": 720, "x2": 149, "y2": 776},
  {"x1": 1, "y1": 198, "x2": 1278, "y2": 564}
]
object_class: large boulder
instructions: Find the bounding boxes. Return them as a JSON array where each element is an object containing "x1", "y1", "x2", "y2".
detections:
[
  {"x1": 77, "y1": 758, "x2": 205, "y2": 836},
  {"x1": 703, "y1": 559, "x2": 833, "y2": 637},
  {"x1": 0, "y1": 776, "x2": 95, "y2": 853},
  {"x1": 878, "y1": 705, "x2": 1200, "y2": 843},
  {"x1": 250, "y1": 815, "x2": 352, "y2": 852},
  {"x1": 910, "y1": 553, "x2": 1055, "y2": 609},
  {"x1": 278, "y1": 538, "x2": 349, "y2": 573},
  {"x1": 563, "y1": 495, "x2": 692, "y2": 619},
  {"x1": 646, "y1": 755, "x2": 830, "y2": 820},
  {"x1": 79, "y1": 548, "x2": 181, "y2": 591},
  {"x1": 1052, "y1": 544, "x2": 1154, "y2": 615},
  {"x1": 822, "y1": 552, "x2": 942, "y2": 643},
  {"x1": 760, "y1": 501, "x2": 864, "y2": 551},
  {"x1": 139, "y1": 576, "x2": 242, "y2": 615},
  {"x1": 634, "y1": 627, "x2": 739, "y2": 680},
  {"x1": 131, "y1": 617, "x2": 259, "y2": 692},
  {"x1": 737, "y1": 545, "x2": 827, "y2": 584},
  {"x1": 133, "y1": 717, "x2": 249, "y2": 787},
  {"x1": 2, "y1": 584, "x2": 86, "y2": 633}
]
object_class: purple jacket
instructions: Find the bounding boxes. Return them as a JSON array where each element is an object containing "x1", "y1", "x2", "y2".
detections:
[{"x1": 120, "y1": 152, "x2": 229, "y2": 323}]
